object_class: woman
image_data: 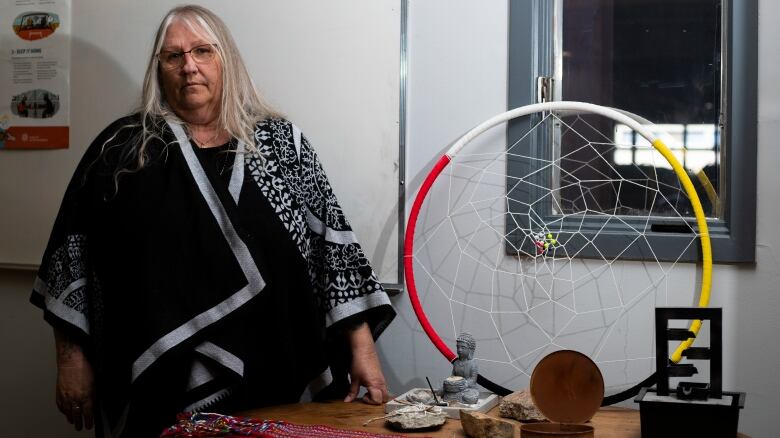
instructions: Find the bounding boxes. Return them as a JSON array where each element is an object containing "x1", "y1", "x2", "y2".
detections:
[
  {"x1": 17, "y1": 95, "x2": 28, "y2": 117},
  {"x1": 31, "y1": 5, "x2": 395, "y2": 437},
  {"x1": 43, "y1": 93, "x2": 55, "y2": 118}
]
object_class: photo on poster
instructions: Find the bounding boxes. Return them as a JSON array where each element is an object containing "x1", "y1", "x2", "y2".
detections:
[{"x1": 12, "y1": 11, "x2": 60, "y2": 41}]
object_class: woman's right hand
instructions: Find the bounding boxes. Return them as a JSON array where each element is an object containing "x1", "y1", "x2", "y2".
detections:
[{"x1": 54, "y1": 328, "x2": 95, "y2": 431}]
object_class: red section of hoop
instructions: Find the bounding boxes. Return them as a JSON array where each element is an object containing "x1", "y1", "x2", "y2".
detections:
[{"x1": 404, "y1": 154, "x2": 456, "y2": 362}]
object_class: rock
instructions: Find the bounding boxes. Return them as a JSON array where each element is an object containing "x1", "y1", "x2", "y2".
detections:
[
  {"x1": 384, "y1": 406, "x2": 448, "y2": 430},
  {"x1": 406, "y1": 389, "x2": 434, "y2": 404},
  {"x1": 460, "y1": 410, "x2": 515, "y2": 438},
  {"x1": 498, "y1": 389, "x2": 546, "y2": 422},
  {"x1": 462, "y1": 388, "x2": 480, "y2": 404}
]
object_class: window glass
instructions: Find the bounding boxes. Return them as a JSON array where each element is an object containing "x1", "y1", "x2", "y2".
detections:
[{"x1": 558, "y1": 0, "x2": 722, "y2": 218}]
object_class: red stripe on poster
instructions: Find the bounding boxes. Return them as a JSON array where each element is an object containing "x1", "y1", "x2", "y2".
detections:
[{"x1": 3, "y1": 126, "x2": 69, "y2": 149}]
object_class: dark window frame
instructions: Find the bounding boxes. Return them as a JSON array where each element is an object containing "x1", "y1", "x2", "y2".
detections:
[{"x1": 507, "y1": 0, "x2": 757, "y2": 263}]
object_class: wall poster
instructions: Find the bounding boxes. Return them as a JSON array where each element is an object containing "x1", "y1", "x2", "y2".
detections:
[{"x1": 0, "y1": 0, "x2": 70, "y2": 149}]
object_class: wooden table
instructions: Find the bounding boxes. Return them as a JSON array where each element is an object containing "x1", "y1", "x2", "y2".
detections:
[{"x1": 240, "y1": 401, "x2": 643, "y2": 437}]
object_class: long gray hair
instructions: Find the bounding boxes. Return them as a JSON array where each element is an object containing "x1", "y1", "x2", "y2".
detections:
[{"x1": 107, "y1": 5, "x2": 279, "y2": 183}]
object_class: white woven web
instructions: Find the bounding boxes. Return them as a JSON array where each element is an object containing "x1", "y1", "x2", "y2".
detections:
[{"x1": 411, "y1": 110, "x2": 703, "y2": 395}]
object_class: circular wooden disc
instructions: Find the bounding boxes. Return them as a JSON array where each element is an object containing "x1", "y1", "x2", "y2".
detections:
[{"x1": 529, "y1": 350, "x2": 604, "y2": 424}]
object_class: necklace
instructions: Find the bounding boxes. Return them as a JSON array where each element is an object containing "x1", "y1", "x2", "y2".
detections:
[{"x1": 189, "y1": 126, "x2": 224, "y2": 148}]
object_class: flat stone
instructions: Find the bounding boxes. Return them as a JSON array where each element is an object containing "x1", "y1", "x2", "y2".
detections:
[
  {"x1": 384, "y1": 406, "x2": 448, "y2": 430},
  {"x1": 405, "y1": 389, "x2": 434, "y2": 404},
  {"x1": 459, "y1": 410, "x2": 515, "y2": 438},
  {"x1": 498, "y1": 389, "x2": 546, "y2": 422}
]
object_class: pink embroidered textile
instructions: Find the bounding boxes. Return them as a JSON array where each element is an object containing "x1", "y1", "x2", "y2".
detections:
[{"x1": 161, "y1": 412, "x2": 411, "y2": 438}]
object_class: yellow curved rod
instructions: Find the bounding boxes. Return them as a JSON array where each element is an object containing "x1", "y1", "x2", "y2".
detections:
[
  {"x1": 651, "y1": 140, "x2": 713, "y2": 363},
  {"x1": 696, "y1": 169, "x2": 720, "y2": 215}
]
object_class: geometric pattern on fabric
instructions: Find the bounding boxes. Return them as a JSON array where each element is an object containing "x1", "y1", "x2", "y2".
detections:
[
  {"x1": 160, "y1": 412, "x2": 404, "y2": 438},
  {"x1": 247, "y1": 119, "x2": 387, "y2": 323}
]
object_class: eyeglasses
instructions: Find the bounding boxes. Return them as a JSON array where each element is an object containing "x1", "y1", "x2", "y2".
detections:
[{"x1": 157, "y1": 44, "x2": 217, "y2": 70}]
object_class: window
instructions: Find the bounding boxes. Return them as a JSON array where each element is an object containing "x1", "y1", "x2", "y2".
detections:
[{"x1": 507, "y1": 0, "x2": 756, "y2": 262}]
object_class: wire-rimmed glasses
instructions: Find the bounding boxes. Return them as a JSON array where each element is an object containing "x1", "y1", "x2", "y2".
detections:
[{"x1": 157, "y1": 44, "x2": 217, "y2": 70}]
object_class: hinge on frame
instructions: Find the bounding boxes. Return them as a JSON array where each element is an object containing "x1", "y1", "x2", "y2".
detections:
[{"x1": 536, "y1": 76, "x2": 554, "y2": 103}]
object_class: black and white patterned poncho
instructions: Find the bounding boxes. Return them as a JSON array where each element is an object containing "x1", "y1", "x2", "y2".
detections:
[{"x1": 30, "y1": 115, "x2": 395, "y2": 437}]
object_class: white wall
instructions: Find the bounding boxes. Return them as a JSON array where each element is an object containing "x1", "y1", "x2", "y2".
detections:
[
  {"x1": 0, "y1": 268, "x2": 85, "y2": 437},
  {"x1": 4, "y1": 1, "x2": 779, "y2": 437},
  {"x1": 379, "y1": 0, "x2": 511, "y2": 396}
]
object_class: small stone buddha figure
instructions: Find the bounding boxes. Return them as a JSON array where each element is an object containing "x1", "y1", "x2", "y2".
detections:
[
  {"x1": 441, "y1": 332, "x2": 480, "y2": 404},
  {"x1": 452, "y1": 332, "x2": 478, "y2": 388}
]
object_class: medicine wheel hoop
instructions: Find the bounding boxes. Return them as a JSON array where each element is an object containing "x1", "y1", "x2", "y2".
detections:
[{"x1": 403, "y1": 101, "x2": 713, "y2": 404}]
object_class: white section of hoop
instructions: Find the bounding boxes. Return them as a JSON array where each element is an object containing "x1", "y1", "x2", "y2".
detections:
[{"x1": 446, "y1": 101, "x2": 657, "y2": 158}]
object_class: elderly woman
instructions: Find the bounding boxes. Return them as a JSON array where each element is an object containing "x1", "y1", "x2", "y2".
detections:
[{"x1": 31, "y1": 5, "x2": 395, "y2": 437}]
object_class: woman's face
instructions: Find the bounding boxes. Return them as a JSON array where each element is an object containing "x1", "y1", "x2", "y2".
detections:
[{"x1": 159, "y1": 20, "x2": 222, "y2": 122}]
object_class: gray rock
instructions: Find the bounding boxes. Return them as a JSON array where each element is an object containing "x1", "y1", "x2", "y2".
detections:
[
  {"x1": 462, "y1": 388, "x2": 480, "y2": 404},
  {"x1": 498, "y1": 389, "x2": 546, "y2": 422},
  {"x1": 385, "y1": 407, "x2": 448, "y2": 430},
  {"x1": 460, "y1": 410, "x2": 515, "y2": 438},
  {"x1": 406, "y1": 389, "x2": 434, "y2": 405}
]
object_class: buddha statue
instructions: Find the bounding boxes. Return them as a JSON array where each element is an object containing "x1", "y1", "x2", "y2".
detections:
[
  {"x1": 452, "y1": 332, "x2": 478, "y2": 388},
  {"x1": 441, "y1": 332, "x2": 480, "y2": 404}
]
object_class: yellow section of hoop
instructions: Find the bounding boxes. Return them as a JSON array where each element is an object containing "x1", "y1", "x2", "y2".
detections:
[{"x1": 651, "y1": 139, "x2": 713, "y2": 363}]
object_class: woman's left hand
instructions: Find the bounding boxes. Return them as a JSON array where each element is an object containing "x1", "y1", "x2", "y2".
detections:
[{"x1": 343, "y1": 323, "x2": 391, "y2": 405}]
